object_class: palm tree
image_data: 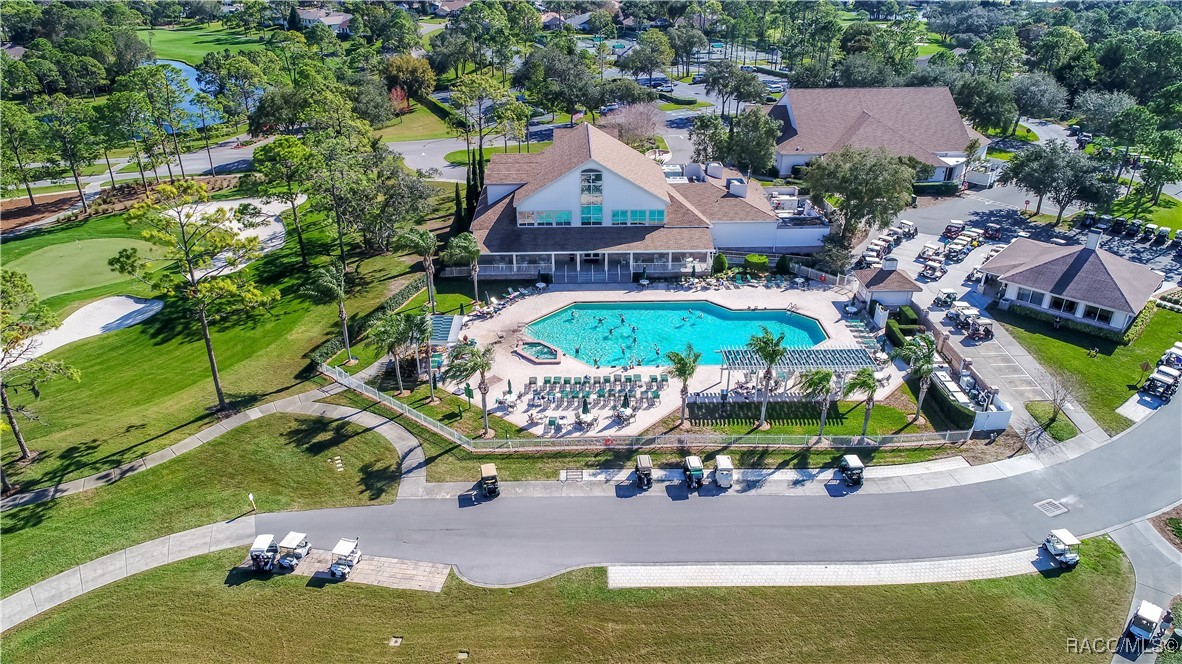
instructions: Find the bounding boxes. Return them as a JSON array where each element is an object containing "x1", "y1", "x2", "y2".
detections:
[
  {"x1": 747, "y1": 326, "x2": 788, "y2": 429},
  {"x1": 892, "y1": 333, "x2": 938, "y2": 420},
  {"x1": 411, "y1": 313, "x2": 436, "y2": 402},
  {"x1": 368, "y1": 312, "x2": 419, "y2": 393},
  {"x1": 665, "y1": 343, "x2": 702, "y2": 427},
  {"x1": 441, "y1": 232, "x2": 481, "y2": 303},
  {"x1": 394, "y1": 227, "x2": 440, "y2": 313},
  {"x1": 843, "y1": 367, "x2": 879, "y2": 442},
  {"x1": 444, "y1": 343, "x2": 496, "y2": 437},
  {"x1": 799, "y1": 369, "x2": 836, "y2": 441},
  {"x1": 301, "y1": 262, "x2": 354, "y2": 363}
]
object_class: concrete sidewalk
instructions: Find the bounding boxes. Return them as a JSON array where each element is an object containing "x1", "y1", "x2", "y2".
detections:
[{"x1": 1109, "y1": 521, "x2": 1182, "y2": 664}]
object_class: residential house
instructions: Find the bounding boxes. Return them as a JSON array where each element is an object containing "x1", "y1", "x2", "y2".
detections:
[
  {"x1": 433, "y1": 0, "x2": 473, "y2": 18},
  {"x1": 852, "y1": 257, "x2": 923, "y2": 308},
  {"x1": 540, "y1": 12, "x2": 565, "y2": 30},
  {"x1": 465, "y1": 123, "x2": 829, "y2": 282},
  {"x1": 982, "y1": 232, "x2": 1162, "y2": 333},
  {"x1": 565, "y1": 12, "x2": 594, "y2": 31},
  {"x1": 296, "y1": 8, "x2": 353, "y2": 34},
  {"x1": 767, "y1": 87, "x2": 988, "y2": 180}
]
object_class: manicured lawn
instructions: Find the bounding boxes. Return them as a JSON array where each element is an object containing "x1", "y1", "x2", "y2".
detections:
[
  {"x1": 657, "y1": 100, "x2": 712, "y2": 111},
  {"x1": 0, "y1": 413, "x2": 400, "y2": 598},
  {"x1": 1, "y1": 182, "x2": 86, "y2": 199},
  {"x1": 321, "y1": 389, "x2": 960, "y2": 483},
  {"x1": 1, "y1": 204, "x2": 411, "y2": 490},
  {"x1": 983, "y1": 124, "x2": 1037, "y2": 143},
  {"x1": 140, "y1": 22, "x2": 260, "y2": 65},
  {"x1": 6, "y1": 238, "x2": 168, "y2": 299},
  {"x1": 372, "y1": 104, "x2": 453, "y2": 142},
  {"x1": 1025, "y1": 401, "x2": 1080, "y2": 442},
  {"x1": 2, "y1": 538, "x2": 1131, "y2": 663},
  {"x1": 681, "y1": 399, "x2": 920, "y2": 436},
  {"x1": 1109, "y1": 192, "x2": 1181, "y2": 231},
  {"x1": 986, "y1": 146, "x2": 1015, "y2": 161},
  {"x1": 990, "y1": 306, "x2": 1182, "y2": 434},
  {"x1": 444, "y1": 141, "x2": 552, "y2": 165}
]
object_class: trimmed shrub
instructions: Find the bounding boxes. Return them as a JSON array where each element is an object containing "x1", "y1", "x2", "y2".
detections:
[
  {"x1": 712, "y1": 253, "x2": 728, "y2": 275},
  {"x1": 898, "y1": 305, "x2": 919, "y2": 327},
  {"x1": 753, "y1": 65, "x2": 789, "y2": 79},
  {"x1": 658, "y1": 92, "x2": 698, "y2": 105},
  {"x1": 922, "y1": 378, "x2": 978, "y2": 430},
  {"x1": 774, "y1": 254, "x2": 792, "y2": 275},
  {"x1": 886, "y1": 320, "x2": 907, "y2": 348},
  {"x1": 744, "y1": 253, "x2": 769, "y2": 272},
  {"x1": 912, "y1": 181, "x2": 959, "y2": 197},
  {"x1": 1007, "y1": 302, "x2": 1136, "y2": 344}
]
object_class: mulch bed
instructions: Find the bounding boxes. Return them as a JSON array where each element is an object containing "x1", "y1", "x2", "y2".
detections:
[
  {"x1": 1151, "y1": 504, "x2": 1182, "y2": 553},
  {"x1": 1, "y1": 192, "x2": 80, "y2": 232}
]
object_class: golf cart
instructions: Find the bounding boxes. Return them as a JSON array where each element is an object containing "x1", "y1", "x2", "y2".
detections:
[
  {"x1": 933, "y1": 289, "x2": 958, "y2": 308},
  {"x1": 945, "y1": 301, "x2": 973, "y2": 320},
  {"x1": 868, "y1": 239, "x2": 892, "y2": 256},
  {"x1": 960, "y1": 228, "x2": 983, "y2": 246},
  {"x1": 1158, "y1": 226, "x2": 1172, "y2": 243},
  {"x1": 1159, "y1": 344, "x2": 1182, "y2": 369},
  {"x1": 942, "y1": 220, "x2": 966, "y2": 239},
  {"x1": 965, "y1": 265, "x2": 984, "y2": 283},
  {"x1": 328, "y1": 538, "x2": 361, "y2": 579},
  {"x1": 635, "y1": 454, "x2": 653, "y2": 489},
  {"x1": 838, "y1": 454, "x2": 864, "y2": 486},
  {"x1": 1127, "y1": 600, "x2": 1170, "y2": 643},
  {"x1": 683, "y1": 455, "x2": 705, "y2": 490},
  {"x1": 897, "y1": 220, "x2": 917, "y2": 238},
  {"x1": 276, "y1": 531, "x2": 311, "y2": 570},
  {"x1": 954, "y1": 307, "x2": 981, "y2": 330},
  {"x1": 919, "y1": 242, "x2": 943, "y2": 260},
  {"x1": 881, "y1": 228, "x2": 903, "y2": 246},
  {"x1": 854, "y1": 253, "x2": 882, "y2": 270},
  {"x1": 944, "y1": 241, "x2": 969, "y2": 263},
  {"x1": 1142, "y1": 366, "x2": 1179, "y2": 401},
  {"x1": 1127, "y1": 219, "x2": 1143, "y2": 236},
  {"x1": 714, "y1": 455, "x2": 734, "y2": 488},
  {"x1": 983, "y1": 223, "x2": 1002, "y2": 240},
  {"x1": 920, "y1": 261, "x2": 947, "y2": 280},
  {"x1": 968, "y1": 319, "x2": 994, "y2": 341},
  {"x1": 480, "y1": 463, "x2": 500, "y2": 497},
  {"x1": 1041, "y1": 529, "x2": 1081, "y2": 568},
  {"x1": 863, "y1": 242, "x2": 885, "y2": 259},
  {"x1": 249, "y1": 534, "x2": 279, "y2": 572},
  {"x1": 1145, "y1": 223, "x2": 1160, "y2": 239}
]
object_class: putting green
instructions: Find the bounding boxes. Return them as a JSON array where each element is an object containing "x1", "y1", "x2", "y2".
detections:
[{"x1": 6, "y1": 239, "x2": 167, "y2": 298}]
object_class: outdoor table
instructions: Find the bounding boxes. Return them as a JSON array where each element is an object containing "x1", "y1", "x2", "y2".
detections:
[
  {"x1": 844, "y1": 305, "x2": 859, "y2": 315},
  {"x1": 536, "y1": 282, "x2": 547, "y2": 290},
  {"x1": 618, "y1": 408, "x2": 633, "y2": 419},
  {"x1": 639, "y1": 279, "x2": 650, "y2": 288},
  {"x1": 793, "y1": 277, "x2": 805, "y2": 286},
  {"x1": 873, "y1": 371, "x2": 889, "y2": 385}
]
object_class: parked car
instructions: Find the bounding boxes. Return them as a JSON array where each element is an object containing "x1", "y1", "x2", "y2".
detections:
[
  {"x1": 739, "y1": 65, "x2": 755, "y2": 72},
  {"x1": 657, "y1": 83, "x2": 674, "y2": 92},
  {"x1": 691, "y1": 73, "x2": 705, "y2": 84}
]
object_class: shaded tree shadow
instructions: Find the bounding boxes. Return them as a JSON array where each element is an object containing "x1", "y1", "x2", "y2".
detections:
[
  {"x1": 283, "y1": 417, "x2": 364, "y2": 457},
  {"x1": 357, "y1": 460, "x2": 401, "y2": 500}
]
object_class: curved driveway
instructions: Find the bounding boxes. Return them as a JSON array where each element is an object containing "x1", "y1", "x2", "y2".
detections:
[{"x1": 258, "y1": 397, "x2": 1182, "y2": 586}]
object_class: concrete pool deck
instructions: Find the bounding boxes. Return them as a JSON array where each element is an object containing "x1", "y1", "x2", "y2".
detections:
[{"x1": 450, "y1": 282, "x2": 905, "y2": 437}]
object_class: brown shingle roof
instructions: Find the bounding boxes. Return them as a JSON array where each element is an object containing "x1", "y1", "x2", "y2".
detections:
[
  {"x1": 981, "y1": 238, "x2": 1160, "y2": 314},
  {"x1": 670, "y1": 168, "x2": 777, "y2": 222},
  {"x1": 470, "y1": 191, "x2": 713, "y2": 254},
  {"x1": 484, "y1": 153, "x2": 541, "y2": 185},
  {"x1": 853, "y1": 267, "x2": 923, "y2": 293},
  {"x1": 513, "y1": 123, "x2": 669, "y2": 204},
  {"x1": 770, "y1": 87, "x2": 984, "y2": 167}
]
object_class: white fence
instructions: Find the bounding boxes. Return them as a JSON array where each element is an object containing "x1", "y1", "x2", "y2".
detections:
[
  {"x1": 790, "y1": 264, "x2": 858, "y2": 291},
  {"x1": 320, "y1": 364, "x2": 472, "y2": 446}
]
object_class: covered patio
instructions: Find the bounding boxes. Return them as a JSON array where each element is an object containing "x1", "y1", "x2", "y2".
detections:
[{"x1": 715, "y1": 346, "x2": 880, "y2": 401}]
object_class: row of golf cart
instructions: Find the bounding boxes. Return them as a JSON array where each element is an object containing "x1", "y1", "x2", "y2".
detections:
[
  {"x1": 855, "y1": 221, "x2": 917, "y2": 270},
  {"x1": 633, "y1": 454, "x2": 864, "y2": 490},
  {"x1": 1141, "y1": 342, "x2": 1182, "y2": 402},
  {"x1": 249, "y1": 532, "x2": 361, "y2": 579},
  {"x1": 1081, "y1": 211, "x2": 1180, "y2": 247},
  {"x1": 942, "y1": 299, "x2": 993, "y2": 340}
]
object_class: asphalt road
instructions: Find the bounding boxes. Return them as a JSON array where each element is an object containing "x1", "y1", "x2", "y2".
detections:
[{"x1": 257, "y1": 396, "x2": 1182, "y2": 586}]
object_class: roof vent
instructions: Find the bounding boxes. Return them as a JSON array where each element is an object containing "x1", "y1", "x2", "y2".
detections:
[
  {"x1": 726, "y1": 177, "x2": 748, "y2": 198},
  {"x1": 705, "y1": 162, "x2": 724, "y2": 179},
  {"x1": 881, "y1": 256, "x2": 899, "y2": 271}
]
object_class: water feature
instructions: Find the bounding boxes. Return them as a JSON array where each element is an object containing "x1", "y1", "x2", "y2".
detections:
[
  {"x1": 155, "y1": 59, "x2": 221, "y2": 128},
  {"x1": 525, "y1": 301, "x2": 827, "y2": 367}
]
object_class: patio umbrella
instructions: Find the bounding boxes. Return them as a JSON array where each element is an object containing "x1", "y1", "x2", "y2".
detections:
[
  {"x1": 507, "y1": 379, "x2": 512, "y2": 395},
  {"x1": 460, "y1": 302, "x2": 465, "y2": 315},
  {"x1": 691, "y1": 265, "x2": 697, "y2": 278},
  {"x1": 622, "y1": 392, "x2": 631, "y2": 409},
  {"x1": 641, "y1": 267, "x2": 648, "y2": 281},
  {"x1": 581, "y1": 397, "x2": 590, "y2": 415}
]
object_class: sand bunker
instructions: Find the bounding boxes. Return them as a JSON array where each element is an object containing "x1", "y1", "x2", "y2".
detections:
[
  {"x1": 12, "y1": 296, "x2": 163, "y2": 366},
  {"x1": 191, "y1": 196, "x2": 300, "y2": 279}
]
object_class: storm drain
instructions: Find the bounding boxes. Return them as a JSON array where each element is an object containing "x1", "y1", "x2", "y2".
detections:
[
  {"x1": 1034, "y1": 499, "x2": 1069, "y2": 517},
  {"x1": 562, "y1": 469, "x2": 584, "y2": 482}
]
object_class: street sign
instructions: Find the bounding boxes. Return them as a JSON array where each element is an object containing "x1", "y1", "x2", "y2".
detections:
[{"x1": 464, "y1": 383, "x2": 473, "y2": 407}]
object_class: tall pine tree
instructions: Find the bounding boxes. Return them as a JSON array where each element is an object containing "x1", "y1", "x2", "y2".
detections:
[{"x1": 451, "y1": 182, "x2": 465, "y2": 233}]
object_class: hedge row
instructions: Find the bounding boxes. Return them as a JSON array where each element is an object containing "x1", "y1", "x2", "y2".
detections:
[
  {"x1": 744, "y1": 254, "x2": 769, "y2": 272},
  {"x1": 417, "y1": 95, "x2": 467, "y2": 130},
  {"x1": 658, "y1": 91, "x2": 698, "y2": 105},
  {"x1": 898, "y1": 305, "x2": 919, "y2": 327},
  {"x1": 912, "y1": 181, "x2": 959, "y2": 197},
  {"x1": 922, "y1": 377, "x2": 978, "y2": 430},
  {"x1": 753, "y1": 65, "x2": 790, "y2": 79},
  {"x1": 305, "y1": 275, "x2": 429, "y2": 365},
  {"x1": 885, "y1": 320, "x2": 922, "y2": 348},
  {"x1": 1008, "y1": 301, "x2": 1154, "y2": 345}
]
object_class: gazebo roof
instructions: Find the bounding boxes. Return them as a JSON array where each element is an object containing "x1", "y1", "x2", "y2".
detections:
[
  {"x1": 720, "y1": 346, "x2": 875, "y2": 373},
  {"x1": 430, "y1": 315, "x2": 466, "y2": 346}
]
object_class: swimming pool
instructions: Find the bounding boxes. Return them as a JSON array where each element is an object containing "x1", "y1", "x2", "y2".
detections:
[{"x1": 525, "y1": 301, "x2": 827, "y2": 367}]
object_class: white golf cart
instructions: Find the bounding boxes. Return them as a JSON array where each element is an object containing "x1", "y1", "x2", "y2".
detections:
[
  {"x1": 920, "y1": 261, "x2": 947, "y2": 280},
  {"x1": 249, "y1": 534, "x2": 279, "y2": 572},
  {"x1": 838, "y1": 454, "x2": 864, "y2": 486},
  {"x1": 897, "y1": 220, "x2": 917, "y2": 238},
  {"x1": 276, "y1": 531, "x2": 311, "y2": 571},
  {"x1": 328, "y1": 538, "x2": 361, "y2": 579},
  {"x1": 714, "y1": 455, "x2": 733, "y2": 488},
  {"x1": 919, "y1": 242, "x2": 943, "y2": 260},
  {"x1": 1127, "y1": 600, "x2": 1169, "y2": 642},
  {"x1": 1041, "y1": 529, "x2": 1080, "y2": 568}
]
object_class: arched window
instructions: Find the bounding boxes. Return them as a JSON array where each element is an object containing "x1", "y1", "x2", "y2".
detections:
[{"x1": 579, "y1": 169, "x2": 603, "y2": 225}]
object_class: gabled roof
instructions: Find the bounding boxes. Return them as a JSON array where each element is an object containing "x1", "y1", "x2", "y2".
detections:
[
  {"x1": 513, "y1": 123, "x2": 669, "y2": 204},
  {"x1": 852, "y1": 267, "x2": 922, "y2": 292},
  {"x1": 484, "y1": 153, "x2": 541, "y2": 185},
  {"x1": 770, "y1": 87, "x2": 984, "y2": 167},
  {"x1": 981, "y1": 238, "x2": 1160, "y2": 314},
  {"x1": 669, "y1": 168, "x2": 777, "y2": 222}
]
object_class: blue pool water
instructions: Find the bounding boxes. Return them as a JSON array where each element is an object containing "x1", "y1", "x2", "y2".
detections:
[{"x1": 525, "y1": 301, "x2": 827, "y2": 367}]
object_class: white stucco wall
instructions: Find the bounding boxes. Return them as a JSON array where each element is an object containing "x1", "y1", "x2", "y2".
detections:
[
  {"x1": 857, "y1": 288, "x2": 913, "y2": 307},
  {"x1": 775, "y1": 152, "x2": 818, "y2": 177},
  {"x1": 515, "y1": 158, "x2": 667, "y2": 222},
  {"x1": 999, "y1": 282, "x2": 1133, "y2": 330},
  {"x1": 710, "y1": 222, "x2": 829, "y2": 251}
]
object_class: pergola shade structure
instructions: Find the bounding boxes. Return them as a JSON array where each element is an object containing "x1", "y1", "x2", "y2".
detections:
[
  {"x1": 720, "y1": 346, "x2": 876, "y2": 374},
  {"x1": 430, "y1": 315, "x2": 466, "y2": 346}
]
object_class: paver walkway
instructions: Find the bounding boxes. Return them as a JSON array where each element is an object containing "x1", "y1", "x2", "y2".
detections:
[
  {"x1": 608, "y1": 547, "x2": 1060, "y2": 588},
  {"x1": 292, "y1": 549, "x2": 449, "y2": 592}
]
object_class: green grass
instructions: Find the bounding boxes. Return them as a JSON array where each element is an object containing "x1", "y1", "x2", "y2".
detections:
[
  {"x1": 1, "y1": 538, "x2": 1131, "y2": 663},
  {"x1": 1, "y1": 182, "x2": 86, "y2": 199},
  {"x1": 1025, "y1": 401, "x2": 1080, "y2": 442},
  {"x1": 682, "y1": 399, "x2": 920, "y2": 436},
  {"x1": 6, "y1": 238, "x2": 168, "y2": 299},
  {"x1": 986, "y1": 146, "x2": 1016, "y2": 161},
  {"x1": 444, "y1": 142, "x2": 552, "y2": 165},
  {"x1": 657, "y1": 100, "x2": 713, "y2": 111},
  {"x1": 990, "y1": 307, "x2": 1182, "y2": 434},
  {"x1": 372, "y1": 104, "x2": 453, "y2": 142},
  {"x1": 140, "y1": 22, "x2": 260, "y2": 66},
  {"x1": 1168, "y1": 518, "x2": 1182, "y2": 541},
  {"x1": 1109, "y1": 192, "x2": 1181, "y2": 231},
  {"x1": 983, "y1": 124, "x2": 1037, "y2": 143},
  {"x1": 1, "y1": 204, "x2": 412, "y2": 490},
  {"x1": 0, "y1": 413, "x2": 400, "y2": 598},
  {"x1": 320, "y1": 389, "x2": 959, "y2": 483}
]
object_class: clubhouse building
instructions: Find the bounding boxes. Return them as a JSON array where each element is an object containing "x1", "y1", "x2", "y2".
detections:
[{"x1": 467, "y1": 123, "x2": 830, "y2": 282}]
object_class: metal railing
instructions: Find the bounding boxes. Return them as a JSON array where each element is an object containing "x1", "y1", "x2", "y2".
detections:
[
  {"x1": 320, "y1": 364, "x2": 472, "y2": 446},
  {"x1": 790, "y1": 264, "x2": 857, "y2": 291}
]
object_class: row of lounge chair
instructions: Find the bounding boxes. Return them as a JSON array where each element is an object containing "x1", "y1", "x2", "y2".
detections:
[{"x1": 530, "y1": 374, "x2": 669, "y2": 391}]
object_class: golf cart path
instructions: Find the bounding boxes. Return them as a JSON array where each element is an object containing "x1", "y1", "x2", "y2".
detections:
[
  {"x1": 9, "y1": 297, "x2": 163, "y2": 368},
  {"x1": 0, "y1": 383, "x2": 428, "y2": 511},
  {"x1": 1108, "y1": 520, "x2": 1182, "y2": 664}
]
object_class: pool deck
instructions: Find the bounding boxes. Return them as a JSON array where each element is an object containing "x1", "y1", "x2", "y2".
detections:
[{"x1": 451, "y1": 282, "x2": 906, "y2": 437}]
